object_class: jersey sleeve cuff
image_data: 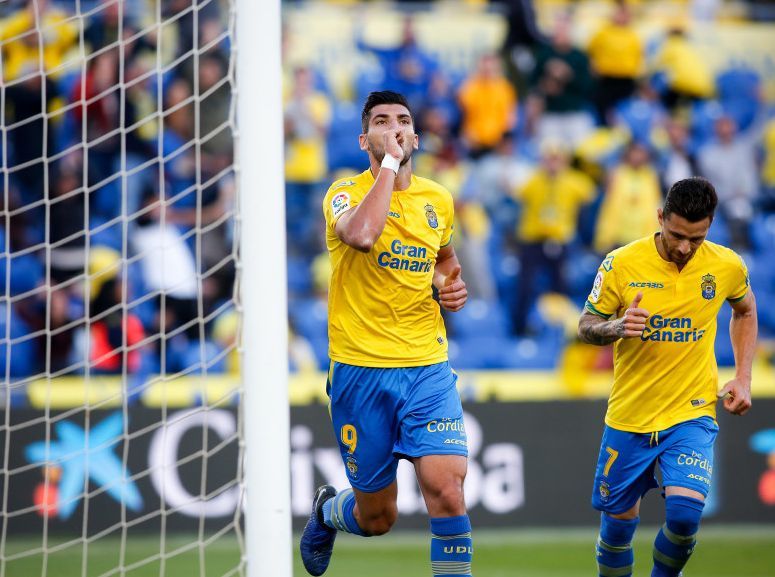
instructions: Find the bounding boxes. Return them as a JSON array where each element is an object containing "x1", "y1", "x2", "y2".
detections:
[
  {"x1": 584, "y1": 301, "x2": 612, "y2": 319},
  {"x1": 727, "y1": 291, "x2": 747, "y2": 304},
  {"x1": 329, "y1": 206, "x2": 353, "y2": 229}
]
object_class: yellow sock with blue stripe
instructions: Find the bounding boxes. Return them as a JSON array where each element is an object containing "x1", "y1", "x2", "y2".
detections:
[
  {"x1": 596, "y1": 513, "x2": 638, "y2": 577},
  {"x1": 651, "y1": 495, "x2": 704, "y2": 577},
  {"x1": 430, "y1": 515, "x2": 473, "y2": 577},
  {"x1": 322, "y1": 488, "x2": 366, "y2": 536}
]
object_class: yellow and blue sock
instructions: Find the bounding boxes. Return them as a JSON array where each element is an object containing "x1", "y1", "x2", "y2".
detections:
[
  {"x1": 430, "y1": 515, "x2": 473, "y2": 577},
  {"x1": 322, "y1": 488, "x2": 366, "y2": 536},
  {"x1": 651, "y1": 495, "x2": 704, "y2": 577},
  {"x1": 596, "y1": 513, "x2": 638, "y2": 577}
]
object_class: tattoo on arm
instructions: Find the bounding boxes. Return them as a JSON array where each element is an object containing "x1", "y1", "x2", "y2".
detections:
[{"x1": 578, "y1": 312, "x2": 623, "y2": 346}]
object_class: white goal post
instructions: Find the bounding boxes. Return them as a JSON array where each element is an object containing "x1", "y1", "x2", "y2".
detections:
[{"x1": 236, "y1": 0, "x2": 292, "y2": 575}]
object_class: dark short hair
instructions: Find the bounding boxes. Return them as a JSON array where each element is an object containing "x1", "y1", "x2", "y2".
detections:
[
  {"x1": 361, "y1": 91, "x2": 413, "y2": 133},
  {"x1": 663, "y1": 177, "x2": 718, "y2": 222}
]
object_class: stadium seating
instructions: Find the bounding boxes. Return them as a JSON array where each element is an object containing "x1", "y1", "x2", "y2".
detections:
[
  {"x1": 289, "y1": 297, "x2": 329, "y2": 343},
  {"x1": 327, "y1": 101, "x2": 367, "y2": 172},
  {"x1": 716, "y1": 67, "x2": 762, "y2": 131},
  {"x1": 3, "y1": 1, "x2": 774, "y2": 382},
  {"x1": 445, "y1": 299, "x2": 510, "y2": 338}
]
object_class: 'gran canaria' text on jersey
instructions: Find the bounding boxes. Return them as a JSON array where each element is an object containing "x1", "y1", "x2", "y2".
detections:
[
  {"x1": 378, "y1": 239, "x2": 433, "y2": 272},
  {"x1": 640, "y1": 315, "x2": 706, "y2": 342}
]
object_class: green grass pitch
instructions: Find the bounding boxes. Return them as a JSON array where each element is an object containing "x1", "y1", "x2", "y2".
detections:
[{"x1": 4, "y1": 526, "x2": 774, "y2": 576}]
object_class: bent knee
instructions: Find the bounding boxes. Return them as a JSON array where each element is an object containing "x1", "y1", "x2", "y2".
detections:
[
  {"x1": 426, "y1": 482, "x2": 466, "y2": 516},
  {"x1": 359, "y1": 507, "x2": 398, "y2": 536}
]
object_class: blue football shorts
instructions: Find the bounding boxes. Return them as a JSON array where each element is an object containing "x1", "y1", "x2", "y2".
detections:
[
  {"x1": 326, "y1": 360, "x2": 467, "y2": 493},
  {"x1": 591, "y1": 416, "x2": 718, "y2": 514}
]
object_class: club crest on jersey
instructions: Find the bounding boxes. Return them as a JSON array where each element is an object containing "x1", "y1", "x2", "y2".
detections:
[
  {"x1": 701, "y1": 273, "x2": 716, "y2": 300},
  {"x1": 424, "y1": 203, "x2": 438, "y2": 229},
  {"x1": 599, "y1": 481, "x2": 610, "y2": 502},
  {"x1": 346, "y1": 456, "x2": 359, "y2": 479}
]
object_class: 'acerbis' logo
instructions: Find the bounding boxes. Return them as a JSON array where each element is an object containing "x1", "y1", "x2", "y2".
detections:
[{"x1": 628, "y1": 281, "x2": 665, "y2": 289}]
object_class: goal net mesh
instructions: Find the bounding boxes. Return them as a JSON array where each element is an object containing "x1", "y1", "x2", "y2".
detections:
[{"x1": 1, "y1": 0, "x2": 244, "y2": 575}]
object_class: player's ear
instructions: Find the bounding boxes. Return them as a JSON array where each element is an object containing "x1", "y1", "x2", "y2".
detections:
[
  {"x1": 412, "y1": 133, "x2": 419, "y2": 150},
  {"x1": 657, "y1": 207, "x2": 664, "y2": 227},
  {"x1": 358, "y1": 133, "x2": 368, "y2": 151}
]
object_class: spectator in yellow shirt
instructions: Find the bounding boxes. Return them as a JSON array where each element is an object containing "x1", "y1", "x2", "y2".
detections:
[
  {"x1": 587, "y1": 1, "x2": 643, "y2": 125},
  {"x1": 511, "y1": 143, "x2": 596, "y2": 334},
  {"x1": 594, "y1": 141, "x2": 662, "y2": 254},
  {"x1": 458, "y1": 53, "x2": 517, "y2": 158},
  {"x1": 284, "y1": 66, "x2": 332, "y2": 184},
  {"x1": 653, "y1": 28, "x2": 714, "y2": 110},
  {"x1": 284, "y1": 66, "x2": 332, "y2": 246},
  {"x1": 0, "y1": 0, "x2": 78, "y2": 81}
]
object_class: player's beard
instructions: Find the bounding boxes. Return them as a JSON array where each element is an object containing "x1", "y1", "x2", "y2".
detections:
[
  {"x1": 661, "y1": 236, "x2": 693, "y2": 264},
  {"x1": 667, "y1": 243, "x2": 696, "y2": 265},
  {"x1": 671, "y1": 252, "x2": 691, "y2": 264}
]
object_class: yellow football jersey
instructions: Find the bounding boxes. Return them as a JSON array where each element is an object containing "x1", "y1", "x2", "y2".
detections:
[
  {"x1": 322, "y1": 169, "x2": 454, "y2": 367},
  {"x1": 585, "y1": 235, "x2": 749, "y2": 433}
]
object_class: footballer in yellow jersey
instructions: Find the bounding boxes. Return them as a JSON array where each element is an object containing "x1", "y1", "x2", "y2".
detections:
[
  {"x1": 585, "y1": 235, "x2": 748, "y2": 433},
  {"x1": 323, "y1": 169, "x2": 454, "y2": 367},
  {"x1": 578, "y1": 178, "x2": 757, "y2": 577},
  {"x1": 301, "y1": 91, "x2": 473, "y2": 577}
]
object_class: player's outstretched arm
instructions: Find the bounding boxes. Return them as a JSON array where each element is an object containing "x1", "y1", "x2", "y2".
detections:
[
  {"x1": 434, "y1": 245, "x2": 467, "y2": 312},
  {"x1": 718, "y1": 290, "x2": 757, "y2": 416},
  {"x1": 578, "y1": 292, "x2": 649, "y2": 346}
]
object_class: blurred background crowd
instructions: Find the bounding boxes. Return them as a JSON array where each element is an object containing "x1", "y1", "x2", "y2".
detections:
[
  {"x1": 281, "y1": 0, "x2": 775, "y2": 378},
  {"x1": 2, "y1": 0, "x2": 775, "y2": 389},
  {"x1": 1, "y1": 0, "x2": 237, "y2": 383}
]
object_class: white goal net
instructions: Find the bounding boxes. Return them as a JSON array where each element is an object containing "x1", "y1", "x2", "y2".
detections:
[{"x1": 0, "y1": 1, "x2": 246, "y2": 575}]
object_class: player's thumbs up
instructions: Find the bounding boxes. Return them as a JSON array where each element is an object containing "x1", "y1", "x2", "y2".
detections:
[
  {"x1": 438, "y1": 264, "x2": 467, "y2": 312},
  {"x1": 445, "y1": 265, "x2": 462, "y2": 287},
  {"x1": 620, "y1": 291, "x2": 649, "y2": 338}
]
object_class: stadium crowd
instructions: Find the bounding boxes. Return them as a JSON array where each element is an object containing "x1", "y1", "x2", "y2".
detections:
[
  {"x1": 282, "y1": 0, "x2": 775, "y2": 373},
  {"x1": 1, "y1": 0, "x2": 774, "y2": 383},
  {"x1": 1, "y1": 0, "x2": 237, "y2": 382}
]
